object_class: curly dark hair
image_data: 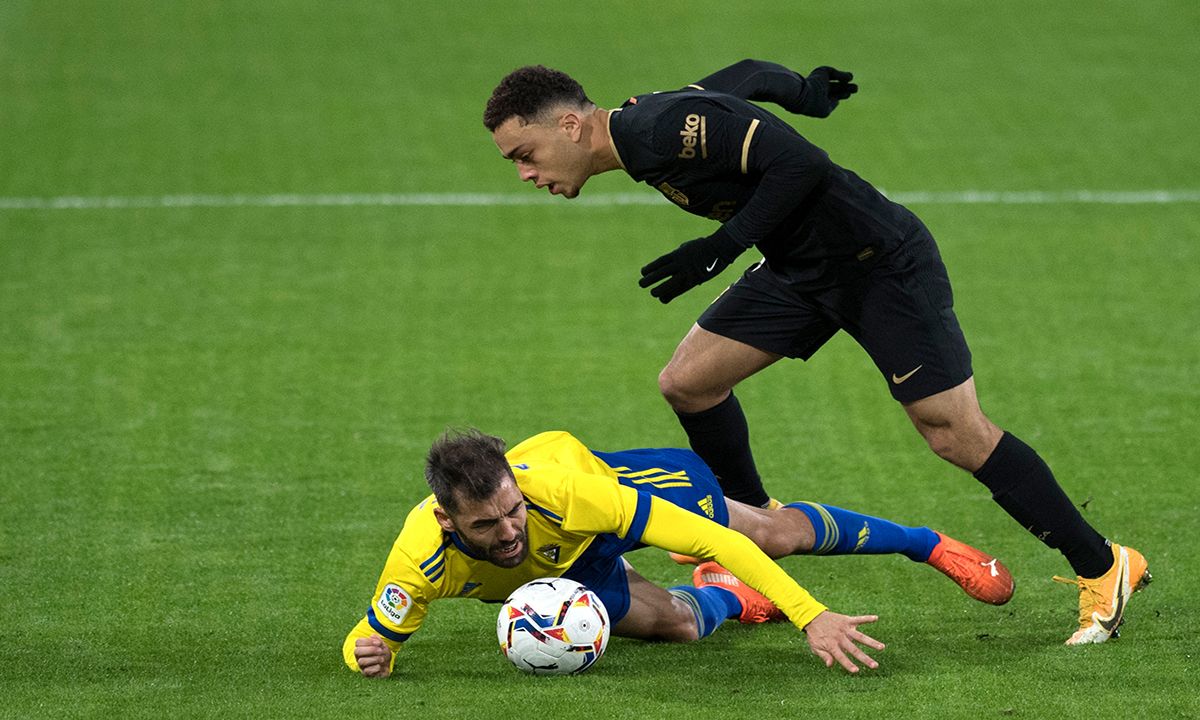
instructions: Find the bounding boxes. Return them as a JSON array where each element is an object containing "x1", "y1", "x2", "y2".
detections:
[
  {"x1": 425, "y1": 428, "x2": 512, "y2": 514},
  {"x1": 483, "y1": 65, "x2": 593, "y2": 131}
]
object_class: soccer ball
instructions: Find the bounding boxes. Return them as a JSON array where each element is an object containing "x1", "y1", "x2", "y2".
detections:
[{"x1": 496, "y1": 577, "x2": 610, "y2": 675}]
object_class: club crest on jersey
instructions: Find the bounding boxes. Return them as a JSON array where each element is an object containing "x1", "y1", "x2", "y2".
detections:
[
  {"x1": 458, "y1": 581, "x2": 482, "y2": 597},
  {"x1": 678, "y1": 113, "x2": 707, "y2": 159},
  {"x1": 377, "y1": 583, "x2": 412, "y2": 624},
  {"x1": 707, "y1": 200, "x2": 738, "y2": 222},
  {"x1": 657, "y1": 181, "x2": 689, "y2": 206},
  {"x1": 536, "y1": 544, "x2": 561, "y2": 563}
]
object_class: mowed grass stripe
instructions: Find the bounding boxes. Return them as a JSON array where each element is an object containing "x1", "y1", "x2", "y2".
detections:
[{"x1": 2, "y1": 189, "x2": 1200, "y2": 210}]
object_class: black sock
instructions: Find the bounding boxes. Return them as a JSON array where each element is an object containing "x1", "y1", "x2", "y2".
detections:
[
  {"x1": 973, "y1": 431, "x2": 1112, "y2": 578},
  {"x1": 675, "y1": 392, "x2": 769, "y2": 507}
]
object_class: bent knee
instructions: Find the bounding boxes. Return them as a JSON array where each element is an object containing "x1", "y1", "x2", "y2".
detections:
[
  {"x1": 661, "y1": 621, "x2": 701, "y2": 643},
  {"x1": 658, "y1": 366, "x2": 699, "y2": 410},
  {"x1": 739, "y1": 520, "x2": 790, "y2": 558},
  {"x1": 916, "y1": 422, "x2": 1001, "y2": 471},
  {"x1": 658, "y1": 600, "x2": 702, "y2": 642},
  {"x1": 658, "y1": 365, "x2": 729, "y2": 413},
  {"x1": 657, "y1": 364, "x2": 690, "y2": 402},
  {"x1": 919, "y1": 425, "x2": 958, "y2": 460}
]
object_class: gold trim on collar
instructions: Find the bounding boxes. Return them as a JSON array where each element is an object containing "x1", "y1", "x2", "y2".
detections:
[{"x1": 606, "y1": 109, "x2": 627, "y2": 172}]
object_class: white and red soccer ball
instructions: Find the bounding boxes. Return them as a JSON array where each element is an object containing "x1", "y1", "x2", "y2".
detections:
[{"x1": 496, "y1": 577, "x2": 610, "y2": 675}]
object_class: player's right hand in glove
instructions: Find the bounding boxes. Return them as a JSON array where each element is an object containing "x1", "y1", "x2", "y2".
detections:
[
  {"x1": 798, "y1": 66, "x2": 858, "y2": 118},
  {"x1": 639, "y1": 228, "x2": 746, "y2": 304}
]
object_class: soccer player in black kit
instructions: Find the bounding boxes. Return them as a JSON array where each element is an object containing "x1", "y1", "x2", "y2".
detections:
[{"x1": 484, "y1": 59, "x2": 1149, "y2": 645}]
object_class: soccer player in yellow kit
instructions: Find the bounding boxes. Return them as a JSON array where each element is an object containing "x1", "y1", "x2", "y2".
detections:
[{"x1": 344, "y1": 429, "x2": 1014, "y2": 676}]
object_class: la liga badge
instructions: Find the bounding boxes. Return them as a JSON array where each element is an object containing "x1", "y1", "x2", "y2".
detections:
[{"x1": 377, "y1": 583, "x2": 412, "y2": 625}]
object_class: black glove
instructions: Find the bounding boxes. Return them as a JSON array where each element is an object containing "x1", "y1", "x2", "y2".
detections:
[
  {"x1": 639, "y1": 228, "x2": 747, "y2": 304},
  {"x1": 799, "y1": 66, "x2": 858, "y2": 118}
]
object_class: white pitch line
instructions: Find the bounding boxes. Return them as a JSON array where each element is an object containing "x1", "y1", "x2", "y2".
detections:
[
  {"x1": 1, "y1": 189, "x2": 1199, "y2": 211},
  {"x1": 890, "y1": 189, "x2": 1200, "y2": 205}
]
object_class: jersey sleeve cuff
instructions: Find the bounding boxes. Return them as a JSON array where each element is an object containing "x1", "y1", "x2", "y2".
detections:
[
  {"x1": 622, "y1": 490, "x2": 653, "y2": 544},
  {"x1": 790, "y1": 600, "x2": 829, "y2": 631},
  {"x1": 367, "y1": 606, "x2": 412, "y2": 643},
  {"x1": 710, "y1": 225, "x2": 751, "y2": 256}
]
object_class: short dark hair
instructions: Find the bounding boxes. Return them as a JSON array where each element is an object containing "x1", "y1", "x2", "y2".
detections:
[
  {"x1": 425, "y1": 428, "x2": 512, "y2": 514},
  {"x1": 483, "y1": 65, "x2": 593, "y2": 131}
]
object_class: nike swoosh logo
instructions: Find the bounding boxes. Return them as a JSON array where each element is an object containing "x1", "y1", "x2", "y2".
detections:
[
  {"x1": 705, "y1": 259, "x2": 719, "y2": 272},
  {"x1": 1097, "y1": 591, "x2": 1125, "y2": 633},
  {"x1": 1096, "y1": 553, "x2": 1130, "y2": 633},
  {"x1": 981, "y1": 559, "x2": 999, "y2": 577},
  {"x1": 891, "y1": 365, "x2": 923, "y2": 384}
]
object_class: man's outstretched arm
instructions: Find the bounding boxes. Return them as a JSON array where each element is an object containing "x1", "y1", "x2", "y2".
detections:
[
  {"x1": 636, "y1": 495, "x2": 884, "y2": 672},
  {"x1": 342, "y1": 577, "x2": 427, "y2": 678},
  {"x1": 691, "y1": 58, "x2": 857, "y2": 118},
  {"x1": 343, "y1": 616, "x2": 404, "y2": 678}
]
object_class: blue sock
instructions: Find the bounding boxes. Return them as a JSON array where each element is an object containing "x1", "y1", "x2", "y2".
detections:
[
  {"x1": 668, "y1": 585, "x2": 740, "y2": 639},
  {"x1": 786, "y1": 501, "x2": 940, "y2": 562}
]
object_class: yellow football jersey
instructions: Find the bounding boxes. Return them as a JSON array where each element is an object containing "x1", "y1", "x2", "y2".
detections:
[{"x1": 342, "y1": 431, "x2": 826, "y2": 672}]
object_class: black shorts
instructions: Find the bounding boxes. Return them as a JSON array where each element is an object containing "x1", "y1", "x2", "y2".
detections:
[{"x1": 697, "y1": 221, "x2": 973, "y2": 403}]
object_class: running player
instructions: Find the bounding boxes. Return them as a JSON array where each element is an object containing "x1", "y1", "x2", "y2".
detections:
[{"x1": 482, "y1": 60, "x2": 1149, "y2": 645}]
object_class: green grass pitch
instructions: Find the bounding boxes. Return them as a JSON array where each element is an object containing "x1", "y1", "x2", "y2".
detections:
[{"x1": 2, "y1": 2, "x2": 1198, "y2": 718}]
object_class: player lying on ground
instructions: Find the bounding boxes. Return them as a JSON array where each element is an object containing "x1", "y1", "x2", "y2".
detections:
[{"x1": 343, "y1": 429, "x2": 1014, "y2": 676}]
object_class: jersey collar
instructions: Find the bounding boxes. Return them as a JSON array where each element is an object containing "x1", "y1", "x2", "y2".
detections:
[
  {"x1": 447, "y1": 531, "x2": 487, "y2": 560},
  {"x1": 604, "y1": 108, "x2": 628, "y2": 172}
]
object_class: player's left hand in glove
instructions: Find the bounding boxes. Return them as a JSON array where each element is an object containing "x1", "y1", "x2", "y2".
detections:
[
  {"x1": 798, "y1": 66, "x2": 858, "y2": 118},
  {"x1": 639, "y1": 228, "x2": 746, "y2": 303}
]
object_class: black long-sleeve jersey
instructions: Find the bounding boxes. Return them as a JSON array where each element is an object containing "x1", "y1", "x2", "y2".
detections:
[{"x1": 606, "y1": 59, "x2": 918, "y2": 286}]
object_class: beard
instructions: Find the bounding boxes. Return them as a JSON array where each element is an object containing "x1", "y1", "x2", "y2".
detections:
[{"x1": 461, "y1": 530, "x2": 529, "y2": 569}]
